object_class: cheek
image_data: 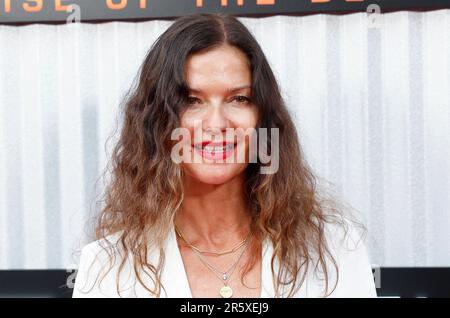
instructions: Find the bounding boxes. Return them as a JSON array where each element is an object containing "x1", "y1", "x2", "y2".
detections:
[
  {"x1": 239, "y1": 108, "x2": 258, "y2": 156},
  {"x1": 229, "y1": 106, "x2": 258, "y2": 129},
  {"x1": 180, "y1": 109, "x2": 210, "y2": 137},
  {"x1": 180, "y1": 110, "x2": 195, "y2": 129}
]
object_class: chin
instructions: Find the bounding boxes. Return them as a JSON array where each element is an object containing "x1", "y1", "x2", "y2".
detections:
[{"x1": 184, "y1": 164, "x2": 247, "y2": 185}]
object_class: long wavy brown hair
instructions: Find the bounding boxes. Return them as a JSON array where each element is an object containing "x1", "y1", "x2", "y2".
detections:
[{"x1": 92, "y1": 13, "x2": 364, "y2": 298}]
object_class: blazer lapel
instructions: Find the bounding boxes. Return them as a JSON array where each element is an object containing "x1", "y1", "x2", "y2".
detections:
[
  {"x1": 260, "y1": 237, "x2": 276, "y2": 297},
  {"x1": 259, "y1": 238, "x2": 308, "y2": 298},
  {"x1": 160, "y1": 225, "x2": 193, "y2": 297}
]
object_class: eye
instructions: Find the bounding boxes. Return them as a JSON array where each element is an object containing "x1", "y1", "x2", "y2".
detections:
[
  {"x1": 187, "y1": 96, "x2": 202, "y2": 105},
  {"x1": 231, "y1": 95, "x2": 252, "y2": 104}
]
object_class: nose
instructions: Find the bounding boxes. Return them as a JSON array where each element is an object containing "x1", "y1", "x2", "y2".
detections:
[{"x1": 202, "y1": 103, "x2": 229, "y2": 134}]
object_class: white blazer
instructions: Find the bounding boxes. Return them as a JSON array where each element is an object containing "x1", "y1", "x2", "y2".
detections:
[{"x1": 72, "y1": 220, "x2": 377, "y2": 298}]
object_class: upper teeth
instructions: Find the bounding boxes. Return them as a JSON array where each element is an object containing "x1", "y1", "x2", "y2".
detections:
[{"x1": 195, "y1": 144, "x2": 234, "y2": 153}]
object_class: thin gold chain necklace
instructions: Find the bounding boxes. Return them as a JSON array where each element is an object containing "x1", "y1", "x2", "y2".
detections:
[
  {"x1": 175, "y1": 225, "x2": 251, "y2": 257},
  {"x1": 175, "y1": 225, "x2": 252, "y2": 298},
  {"x1": 192, "y1": 237, "x2": 251, "y2": 298}
]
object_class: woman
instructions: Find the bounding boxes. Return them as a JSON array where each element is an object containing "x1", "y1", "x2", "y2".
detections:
[{"x1": 73, "y1": 13, "x2": 377, "y2": 298}]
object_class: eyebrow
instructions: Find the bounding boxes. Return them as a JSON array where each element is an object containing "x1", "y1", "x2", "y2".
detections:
[{"x1": 188, "y1": 85, "x2": 251, "y2": 94}]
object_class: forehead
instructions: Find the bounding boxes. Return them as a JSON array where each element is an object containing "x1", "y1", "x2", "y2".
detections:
[{"x1": 184, "y1": 45, "x2": 251, "y2": 90}]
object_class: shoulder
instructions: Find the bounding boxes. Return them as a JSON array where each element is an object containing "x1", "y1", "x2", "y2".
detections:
[
  {"x1": 324, "y1": 217, "x2": 366, "y2": 253},
  {"x1": 78, "y1": 231, "x2": 122, "y2": 256},
  {"x1": 319, "y1": 218, "x2": 377, "y2": 297},
  {"x1": 72, "y1": 231, "x2": 138, "y2": 298}
]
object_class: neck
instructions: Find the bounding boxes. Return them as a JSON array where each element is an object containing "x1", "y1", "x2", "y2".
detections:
[{"x1": 175, "y1": 173, "x2": 252, "y2": 250}]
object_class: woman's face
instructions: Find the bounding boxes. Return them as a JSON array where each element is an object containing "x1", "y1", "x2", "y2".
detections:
[{"x1": 178, "y1": 44, "x2": 258, "y2": 185}]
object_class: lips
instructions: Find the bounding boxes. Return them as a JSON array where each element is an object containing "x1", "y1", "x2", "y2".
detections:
[{"x1": 193, "y1": 141, "x2": 237, "y2": 160}]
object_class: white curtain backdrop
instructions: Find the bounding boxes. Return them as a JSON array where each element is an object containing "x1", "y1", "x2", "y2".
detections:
[{"x1": 0, "y1": 10, "x2": 449, "y2": 269}]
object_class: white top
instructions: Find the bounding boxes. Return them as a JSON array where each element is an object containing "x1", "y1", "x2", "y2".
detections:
[{"x1": 72, "y1": 220, "x2": 377, "y2": 298}]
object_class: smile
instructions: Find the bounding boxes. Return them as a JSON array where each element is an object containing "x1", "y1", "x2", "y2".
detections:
[{"x1": 193, "y1": 141, "x2": 236, "y2": 160}]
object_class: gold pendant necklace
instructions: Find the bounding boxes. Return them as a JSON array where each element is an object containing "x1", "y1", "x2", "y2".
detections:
[
  {"x1": 219, "y1": 285, "x2": 234, "y2": 298},
  {"x1": 194, "y1": 239, "x2": 250, "y2": 298},
  {"x1": 175, "y1": 225, "x2": 252, "y2": 298}
]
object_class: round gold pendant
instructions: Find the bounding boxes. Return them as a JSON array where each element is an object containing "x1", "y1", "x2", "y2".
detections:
[{"x1": 219, "y1": 285, "x2": 233, "y2": 298}]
